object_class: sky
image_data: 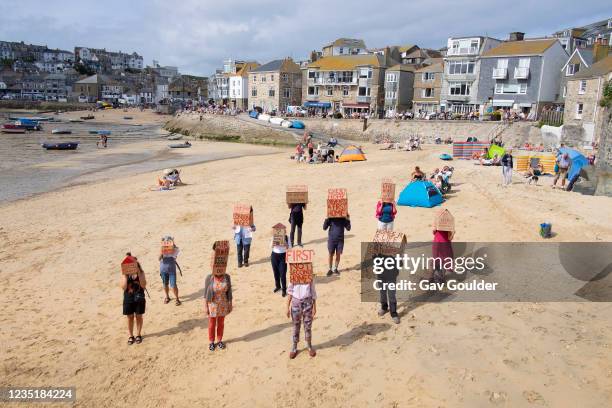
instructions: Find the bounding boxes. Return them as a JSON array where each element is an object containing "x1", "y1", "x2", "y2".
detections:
[{"x1": 0, "y1": 0, "x2": 609, "y2": 76}]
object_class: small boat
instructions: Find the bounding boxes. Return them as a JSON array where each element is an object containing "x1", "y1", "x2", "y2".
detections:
[
  {"x1": 291, "y1": 120, "x2": 305, "y2": 129},
  {"x1": 69, "y1": 119, "x2": 83, "y2": 123},
  {"x1": 169, "y1": 142, "x2": 191, "y2": 148},
  {"x1": 80, "y1": 114, "x2": 95, "y2": 120},
  {"x1": 15, "y1": 119, "x2": 41, "y2": 130},
  {"x1": 1, "y1": 128, "x2": 26, "y2": 134},
  {"x1": 167, "y1": 134, "x2": 183, "y2": 141},
  {"x1": 124, "y1": 116, "x2": 133, "y2": 120},
  {"x1": 248, "y1": 111, "x2": 259, "y2": 119},
  {"x1": 258, "y1": 113, "x2": 271, "y2": 122},
  {"x1": 269, "y1": 117, "x2": 284, "y2": 125},
  {"x1": 52, "y1": 129, "x2": 72, "y2": 134},
  {"x1": 2, "y1": 123, "x2": 19, "y2": 129},
  {"x1": 42, "y1": 142, "x2": 79, "y2": 150},
  {"x1": 281, "y1": 120, "x2": 292, "y2": 128},
  {"x1": 439, "y1": 154, "x2": 453, "y2": 161}
]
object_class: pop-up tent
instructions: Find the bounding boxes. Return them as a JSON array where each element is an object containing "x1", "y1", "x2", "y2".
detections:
[
  {"x1": 338, "y1": 145, "x2": 367, "y2": 162},
  {"x1": 397, "y1": 180, "x2": 444, "y2": 208},
  {"x1": 559, "y1": 147, "x2": 589, "y2": 180},
  {"x1": 487, "y1": 144, "x2": 505, "y2": 159}
]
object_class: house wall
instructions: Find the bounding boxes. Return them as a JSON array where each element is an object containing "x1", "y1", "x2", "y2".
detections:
[
  {"x1": 539, "y1": 43, "x2": 568, "y2": 102},
  {"x1": 384, "y1": 70, "x2": 414, "y2": 111},
  {"x1": 248, "y1": 70, "x2": 301, "y2": 112},
  {"x1": 413, "y1": 67, "x2": 443, "y2": 112},
  {"x1": 563, "y1": 76, "x2": 604, "y2": 142},
  {"x1": 477, "y1": 56, "x2": 542, "y2": 105}
]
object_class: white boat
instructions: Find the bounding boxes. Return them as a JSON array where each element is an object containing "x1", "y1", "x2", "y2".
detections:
[
  {"x1": 167, "y1": 134, "x2": 183, "y2": 141},
  {"x1": 269, "y1": 117, "x2": 284, "y2": 125},
  {"x1": 51, "y1": 129, "x2": 72, "y2": 134},
  {"x1": 281, "y1": 120, "x2": 292, "y2": 128},
  {"x1": 258, "y1": 113, "x2": 271, "y2": 122}
]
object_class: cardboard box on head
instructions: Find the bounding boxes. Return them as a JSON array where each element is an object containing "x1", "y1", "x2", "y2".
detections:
[
  {"x1": 286, "y1": 185, "x2": 308, "y2": 204},
  {"x1": 327, "y1": 188, "x2": 348, "y2": 218},
  {"x1": 211, "y1": 240, "x2": 230, "y2": 274},
  {"x1": 381, "y1": 178, "x2": 395, "y2": 203},
  {"x1": 286, "y1": 248, "x2": 314, "y2": 284},
  {"x1": 161, "y1": 237, "x2": 175, "y2": 257},
  {"x1": 272, "y1": 223, "x2": 287, "y2": 246},
  {"x1": 368, "y1": 230, "x2": 407, "y2": 257},
  {"x1": 433, "y1": 209, "x2": 455, "y2": 232},
  {"x1": 233, "y1": 203, "x2": 253, "y2": 226},
  {"x1": 121, "y1": 255, "x2": 140, "y2": 275}
]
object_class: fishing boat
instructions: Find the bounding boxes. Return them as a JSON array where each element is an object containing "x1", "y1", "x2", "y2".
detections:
[
  {"x1": 15, "y1": 119, "x2": 41, "y2": 130},
  {"x1": 123, "y1": 116, "x2": 133, "y2": 120},
  {"x1": 80, "y1": 114, "x2": 95, "y2": 120},
  {"x1": 42, "y1": 142, "x2": 79, "y2": 150},
  {"x1": 1, "y1": 127, "x2": 26, "y2": 134},
  {"x1": 167, "y1": 134, "x2": 183, "y2": 141},
  {"x1": 168, "y1": 142, "x2": 191, "y2": 148},
  {"x1": 51, "y1": 129, "x2": 72, "y2": 134}
]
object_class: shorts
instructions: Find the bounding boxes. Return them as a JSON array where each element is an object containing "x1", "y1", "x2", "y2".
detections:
[
  {"x1": 123, "y1": 300, "x2": 146, "y2": 315},
  {"x1": 328, "y1": 239, "x2": 344, "y2": 254},
  {"x1": 160, "y1": 272, "x2": 177, "y2": 288},
  {"x1": 558, "y1": 167, "x2": 568, "y2": 175}
]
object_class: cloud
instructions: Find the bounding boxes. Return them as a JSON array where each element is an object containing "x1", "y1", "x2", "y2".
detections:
[{"x1": 0, "y1": 0, "x2": 609, "y2": 76}]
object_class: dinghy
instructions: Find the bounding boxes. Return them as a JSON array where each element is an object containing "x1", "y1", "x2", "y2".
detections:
[
  {"x1": 52, "y1": 129, "x2": 72, "y2": 134},
  {"x1": 42, "y1": 142, "x2": 79, "y2": 150},
  {"x1": 281, "y1": 120, "x2": 292, "y2": 128},
  {"x1": 269, "y1": 117, "x2": 284, "y2": 125},
  {"x1": 169, "y1": 142, "x2": 191, "y2": 148}
]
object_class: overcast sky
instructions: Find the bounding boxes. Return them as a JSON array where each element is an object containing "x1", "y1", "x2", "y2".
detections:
[{"x1": 0, "y1": 0, "x2": 609, "y2": 76}]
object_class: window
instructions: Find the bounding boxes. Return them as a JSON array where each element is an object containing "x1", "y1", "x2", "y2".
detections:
[
  {"x1": 494, "y1": 83, "x2": 527, "y2": 94},
  {"x1": 342, "y1": 86, "x2": 349, "y2": 96},
  {"x1": 576, "y1": 103, "x2": 583, "y2": 118},
  {"x1": 423, "y1": 88, "x2": 434, "y2": 98},
  {"x1": 268, "y1": 89, "x2": 275, "y2": 97},
  {"x1": 307, "y1": 86, "x2": 318, "y2": 96},
  {"x1": 497, "y1": 59, "x2": 508, "y2": 69},
  {"x1": 270, "y1": 74, "x2": 274, "y2": 81},
  {"x1": 447, "y1": 60, "x2": 475, "y2": 75},
  {"x1": 449, "y1": 81, "x2": 471, "y2": 95},
  {"x1": 339, "y1": 71, "x2": 354, "y2": 83},
  {"x1": 308, "y1": 70, "x2": 316, "y2": 79},
  {"x1": 579, "y1": 80, "x2": 587, "y2": 94},
  {"x1": 566, "y1": 64, "x2": 579, "y2": 76},
  {"x1": 253, "y1": 75, "x2": 257, "y2": 82},
  {"x1": 422, "y1": 72, "x2": 435, "y2": 81},
  {"x1": 261, "y1": 75, "x2": 266, "y2": 82},
  {"x1": 326, "y1": 86, "x2": 333, "y2": 96},
  {"x1": 385, "y1": 91, "x2": 396, "y2": 99},
  {"x1": 339, "y1": 47, "x2": 344, "y2": 54},
  {"x1": 282, "y1": 73, "x2": 288, "y2": 81},
  {"x1": 358, "y1": 87, "x2": 370, "y2": 96},
  {"x1": 518, "y1": 58, "x2": 530, "y2": 68},
  {"x1": 283, "y1": 87, "x2": 291, "y2": 98},
  {"x1": 386, "y1": 73, "x2": 398, "y2": 82},
  {"x1": 359, "y1": 68, "x2": 371, "y2": 78},
  {"x1": 251, "y1": 89, "x2": 257, "y2": 97}
]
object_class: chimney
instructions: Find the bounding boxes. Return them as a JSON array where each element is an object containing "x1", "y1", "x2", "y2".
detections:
[
  {"x1": 509, "y1": 32, "x2": 525, "y2": 41},
  {"x1": 593, "y1": 37, "x2": 610, "y2": 63},
  {"x1": 309, "y1": 50, "x2": 319, "y2": 62}
]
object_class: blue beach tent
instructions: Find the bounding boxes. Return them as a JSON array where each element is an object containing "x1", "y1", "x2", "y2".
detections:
[
  {"x1": 397, "y1": 180, "x2": 444, "y2": 208},
  {"x1": 558, "y1": 147, "x2": 588, "y2": 181}
]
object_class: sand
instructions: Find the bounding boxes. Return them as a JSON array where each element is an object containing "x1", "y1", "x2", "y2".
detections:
[{"x1": 1, "y1": 131, "x2": 612, "y2": 407}]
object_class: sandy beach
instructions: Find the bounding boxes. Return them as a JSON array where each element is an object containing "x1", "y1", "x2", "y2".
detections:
[{"x1": 1, "y1": 113, "x2": 612, "y2": 407}]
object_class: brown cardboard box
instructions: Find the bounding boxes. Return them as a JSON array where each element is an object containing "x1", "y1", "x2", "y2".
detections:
[
  {"x1": 381, "y1": 178, "x2": 395, "y2": 203},
  {"x1": 368, "y1": 230, "x2": 407, "y2": 257},
  {"x1": 327, "y1": 188, "x2": 348, "y2": 218},
  {"x1": 286, "y1": 248, "x2": 314, "y2": 284},
  {"x1": 286, "y1": 185, "x2": 308, "y2": 204},
  {"x1": 121, "y1": 256, "x2": 140, "y2": 275},
  {"x1": 161, "y1": 239, "x2": 175, "y2": 257},
  {"x1": 233, "y1": 203, "x2": 253, "y2": 226},
  {"x1": 272, "y1": 223, "x2": 287, "y2": 246},
  {"x1": 433, "y1": 209, "x2": 455, "y2": 232},
  {"x1": 211, "y1": 240, "x2": 230, "y2": 274}
]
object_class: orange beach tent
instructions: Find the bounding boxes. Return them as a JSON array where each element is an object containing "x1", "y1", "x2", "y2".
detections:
[{"x1": 338, "y1": 145, "x2": 367, "y2": 162}]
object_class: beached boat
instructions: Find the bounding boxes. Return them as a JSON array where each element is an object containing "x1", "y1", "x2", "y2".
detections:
[
  {"x1": 69, "y1": 119, "x2": 83, "y2": 123},
  {"x1": 249, "y1": 111, "x2": 259, "y2": 119},
  {"x1": 291, "y1": 120, "x2": 305, "y2": 129},
  {"x1": 15, "y1": 119, "x2": 41, "y2": 130},
  {"x1": 167, "y1": 134, "x2": 183, "y2": 141},
  {"x1": 124, "y1": 116, "x2": 133, "y2": 120},
  {"x1": 269, "y1": 117, "x2": 284, "y2": 125},
  {"x1": 88, "y1": 130, "x2": 99, "y2": 134},
  {"x1": 51, "y1": 129, "x2": 72, "y2": 134},
  {"x1": 42, "y1": 142, "x2": 79, "y2": 150},
  {"x1": 1, "y1": 128, "x2": 26, "y2": 134},
  {"x1": 80, "y1": 114, "x2": 95, "y2": 120},
  {"x1": 168, "y1": 143, "x2": 191, "y2": 148},
  {"x1": 280, "y1": 120, "x2": 292, "y2": 128},
  {"x1": 258, "y1": 114, "x2": 271, "y2": 122}
]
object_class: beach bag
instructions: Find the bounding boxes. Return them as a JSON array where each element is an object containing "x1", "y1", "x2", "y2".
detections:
[{"x1": 539, "y1": 223, "x2": 552, "y2": 238}]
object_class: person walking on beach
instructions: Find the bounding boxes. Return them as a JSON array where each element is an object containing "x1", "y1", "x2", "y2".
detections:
[
  {"x1": 159, "y1": 236, "x2": 181, "y2": 305},
  {"x1": 323, "y1": 214, "x2": 351, "y2": 276},
  {"x1": 289, "y1": 203, "x2": 306, "y2": 247},
  {"x1": 271, "y1": 225, "x2": 290, "y2": 296},
  {"x1": 375, "y1": 200, "x2": 397, "y2": 231},
  {"x1": 121, "y1": 253, "x2": 147, "y2": 345},
  {"x1": 376, "y1": 253, "x2": 400, "y2": 324},
  {"x1": 501, "y1": 149, "x2": 513, "y2": 186},
  {"x1": 204, "y1": 265, "x2": 233, "y2": 351},
  {"x1": 286, "y1": 279, "x2": 317, "y2": 358},
  {"x1": 233, "y1": 209, "x2": 256, "y2": 267},
  {"x1": 553, "y1": 152, "x2": 571, "y2": 189},
  {"x1": 431, "y1": 226, "x2": 454, "y2": 284}
]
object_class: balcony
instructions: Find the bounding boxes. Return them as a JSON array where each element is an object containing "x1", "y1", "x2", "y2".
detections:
[
  {"x1": 492, "y1": 68, "x2": 507, "y2": 79},
  {"x1": 357, "y1": 96, "x2": 371, "y2": 103},
  {"x1": 514, "y1": 67, "x2": 529, "y2": 79},
  {"x1": 447, "y1": 47, "x2": 479, "y2": 56}
]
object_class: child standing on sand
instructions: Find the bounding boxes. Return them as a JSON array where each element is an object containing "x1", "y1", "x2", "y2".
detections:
[
  {"x1": 204, "y1": 267, "x2": 233, "y2": 351},
  {"x1": 323, "y1": 215, "x2": 351, "y2": 276},
  {"x1": 286, "y1": 280, "x2": 317, "y2": 359}
]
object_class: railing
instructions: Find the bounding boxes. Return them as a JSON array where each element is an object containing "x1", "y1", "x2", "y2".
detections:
[
  {"x1": 447, "y1": 47, "x2": 479, "y2": 56},
  {"x1": 540, "y1": 110, "x2": 563, "y2": 127},
  {"x1": 310, "y1": 77, "x2": 357, "y2": 85},
  {"x1": 492, "y1": 68, "x2": 507, "y2": 79},
  {"x1": 514, "y1": 67, "x2": 529, "y2": 79},
  {"x1": 357, "y1": 96, "x2": 371, "y2": 103}
]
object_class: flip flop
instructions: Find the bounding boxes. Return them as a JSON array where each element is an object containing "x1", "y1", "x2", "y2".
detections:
[
  {"x1": 164, "y1": 297, "x2": 171, "y2": 304},
  {"x1": 175, "y1": 299, "x2": 182, "y2": 306},
  {"x1": 135, "y1": 336, "x2": 142, "y2": 344},
  {"x1": 127, "y1": 336, "x2": 135, "y2": 345}
]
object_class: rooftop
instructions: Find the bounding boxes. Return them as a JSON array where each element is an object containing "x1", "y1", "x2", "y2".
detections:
[
  {"x1": 573, "y1": 54, "x2": 612, "y2": 79},
  {"x1": 482, "y1": 39, "x2": 559, "y2": 57},
  {"x1": 307, "y1": 54, "x2": 386, "y2": 70}
]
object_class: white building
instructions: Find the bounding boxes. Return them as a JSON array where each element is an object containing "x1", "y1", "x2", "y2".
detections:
[{"x1": 229, "y1": 61, "x2": 259, "y2": 110}]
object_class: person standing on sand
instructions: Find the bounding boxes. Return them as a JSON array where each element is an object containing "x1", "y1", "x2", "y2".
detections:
[
  {"x1": 375, "y1": 200, "x2": 396, "y2": 231},
  {"x1": 271, "y1": 227, "x2": 290, "y2": 296},
  {"x1": 204, "y1": 266, "x2": 233, "y2": 351},
  {"x1": 159, "y1": 236, "x2": 181, "y2": 305},
  {"x1": 286, "y1": 279, "x2": 317, "y2": 359},
  {"x1": 121, "y1": 253, "x2": 147, "y2": 345},
  {"x1": 233, "y1": 208, "x2": 256, "y2": 267},
  {"x1": 553, "y1": 153, "x2": 571, "y2": 189},
  {"x1": 323, "y1": 214, "x2": 351, "y2": 276},
  {"x1": 501, "y1": 149, "x2": 513, "y2": 186},
  {"x1": 289, "y1": 203, "x2": 306, "y2": 247}
]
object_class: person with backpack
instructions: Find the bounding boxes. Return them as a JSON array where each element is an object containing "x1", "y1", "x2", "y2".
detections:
[
  {"x1": 375, "y1": 200, "x2": 397, "y2": 231},
  {"x1": 288, "y1": 203, "x2": 306, "y2": 247},
  {"x1": 323, "y1": 215, "x2": 351, "y2": 276},
  {"x1": 121, "y1": 253, "x2": 147, "y2": 345},
  {"x1": 501, "y1": 149, "x2": 513, "y2": 186},
  {"x1": 204, "y1": 264, "x2": 233, "y2": 351},
  {"x1": 159, "y1": 236, "x2": 181, "y2": 305}
]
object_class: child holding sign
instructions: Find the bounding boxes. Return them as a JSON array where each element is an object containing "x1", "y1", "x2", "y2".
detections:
[
  {"x1": 120, "y1": 253, "x2": 147, "y2": 345},
  {"x1": 286, "y1": 281, "x2": 317, "y2": 358},
  {"x1": 159, "y1": 236, "x2": 181, "y2": 306}
]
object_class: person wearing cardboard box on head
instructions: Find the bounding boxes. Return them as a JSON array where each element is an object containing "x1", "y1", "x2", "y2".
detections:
[
  {"x1": 159, "y1": 236, "x2": 181, "y2": 306},
  {"x1": 120, "y1": 253, "x2": 147, "y2": 345},
  {"x1": 205, "y1": 243, "x2": 233, "y2": 351},
  {"x1": 271, "y1": 223, "x2": 291, "y2": 296},
  {"x1": 323, "y1": 214, "x2": 351, "y2": 276},
  {"x1": 233, "y1": 207, "x2": 256, "y2": 267}
]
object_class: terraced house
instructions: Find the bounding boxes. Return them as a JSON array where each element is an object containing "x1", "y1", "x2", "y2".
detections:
[
  {"x1": 302, "y1": 54, "x2": 388, "y2": 116},
  {"x1": 412, "y1": 59, "x2": 444, "y2": 114},
  {"x1": 247, "y1": 58, "x2": 302, "y2": 113}
]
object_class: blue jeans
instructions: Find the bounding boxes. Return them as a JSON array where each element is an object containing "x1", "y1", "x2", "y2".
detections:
[{"x1": 160, "y1": 272, "x2": 177, "y2": 288}]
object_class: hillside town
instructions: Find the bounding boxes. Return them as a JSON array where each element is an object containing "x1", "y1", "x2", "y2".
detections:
[{"x1": 1, "y1": 17, "x2": 611, "y2": 141}]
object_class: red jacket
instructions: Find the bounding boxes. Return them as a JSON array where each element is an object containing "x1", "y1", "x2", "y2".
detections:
[{"x1": 375, "y1": 201, "x2": 397, "y2": 220}]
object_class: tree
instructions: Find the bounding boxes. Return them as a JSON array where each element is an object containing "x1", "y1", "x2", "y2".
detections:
[{"x1": 599, "y1": 80, "x2": 612, "y2": 108}]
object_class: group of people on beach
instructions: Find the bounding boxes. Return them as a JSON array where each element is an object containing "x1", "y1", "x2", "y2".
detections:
[{"x1": 294, "y1": 132, "x2": 338, "y2": 164}]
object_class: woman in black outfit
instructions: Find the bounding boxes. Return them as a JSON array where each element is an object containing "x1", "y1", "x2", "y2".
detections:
[
  {"x1": 288, "y1": 203, "x2": 306, "y2": 247},
  {"x1": 120, "y1": 254, "x2": 147, "y2": 345}
]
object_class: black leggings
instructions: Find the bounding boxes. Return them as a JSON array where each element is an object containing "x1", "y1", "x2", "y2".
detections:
[
  {"x1": 271, "y1": 252, "x2": 287, "y2": 290},
  {"x1": 290, "y1": 218, "x2": 303, "y2": 246}
]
